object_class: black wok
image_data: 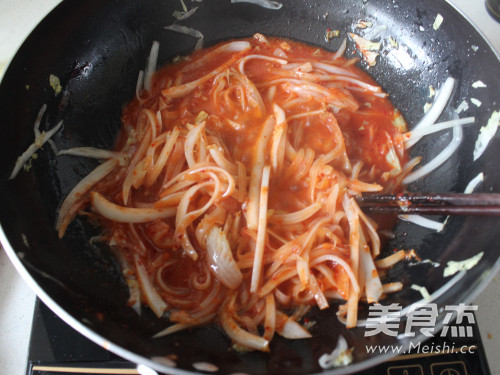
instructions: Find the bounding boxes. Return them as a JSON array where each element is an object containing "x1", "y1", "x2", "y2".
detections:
[{"x1": 1, "y1": 0, "x2": 500, "y2": 374}]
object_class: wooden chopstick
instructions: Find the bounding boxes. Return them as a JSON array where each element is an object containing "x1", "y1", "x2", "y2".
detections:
[
  {"x1": 31, "y1": 365, "x2": 139, "y2": 374},
  {"x1": 357, "y1": 193, "x2": 500, "y2": 216}
]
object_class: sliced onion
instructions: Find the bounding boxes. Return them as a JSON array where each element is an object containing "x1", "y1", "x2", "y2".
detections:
[
  {"x1": 318, "y1": 335, "x2": 352, "y2": 369},
  {"x1": 218, "y1": 41, "x2": 252, "y2": 52},
  {"x1": 403, "y1": 122, "x2": 462, "y2": 184},
  {"x1": 220, "y1": 300, "x2": 270, "y2": 351},
  {"x1": 310, "y1": 254, "x2": 360, "y2": 295},
  {"x1": 398, "y1": 214, "x2": 445, "y2": 232},
  {"x1": 332, "y1": 38, "x2": 347, "y2": 60},
  {"x1": 269, "y1": 202, "x2": 321, "y2": 225},
  {"x1": 33, "y1": 104, "x2": 47, "y2": 137},
  {"x1": 455, "y1": 100, "x2": 469, "y2": 114},
  {"x1": 404, "y1": 116, "x2": 474, "y2": 148},
  {"x1": 263, "y1": 294, "x2": 276, "y2": 341},
  {"x1": 231, "y1": 0, "x2": 283, "y2": 9},
  {"x1": 250, "y1": 165, "x2": 271, "y2": 292},
  {"x1": 382, "y1": 282, "x2": 404, "y2": 294},
  {"x1": 135, "y1": 70, "x2": 145, "y2": 100},
  {"x1": 273, "y1": 48, "x2": 288, "y2": 58},
  {"x1": 464, "y1": 172, "x2": 484, "y2": 194},
  {"x1": 172, "y1": 6, "x2": 198, "y2": 21},
  {"x1": 192, "y1": 362, "x2": 218, "y2": 373},
  {"x1": 208, "y1": 146, "x2": 238, "y2": 175},
  {"x1": 153, "y1": 323, "x2": 193, "y2": 338},
  {"x1": 150, "y1": 357, "x2": 177, "y2": 368},
  {"x1": 238, "y1": 54, "x2": 287, "y2": 75},
  {"x1": 10, "y1": 119, "x2": 63, "y2": 180},
  {"x1": 205, "y1": 226, "x2": 243, "y2": 289},
  {"x1": 181, "y1": 41, "x2": 251, "y2": 74},
  {"x1": 90, "y1": 191, "x2": 176, "y2": 223},
  {"x1": 318, "y1": 74, "x2": 381, "y2": 92},
  {"x1": 134, "y1": 254, "x2": 167, "y2": 318},
  {"x1": 359, "y1": 245, "x2": 383, "y2": 304},
  {"x1": 58, "y1": 147, "x2": 120, "y2": 159},
  {"x1": 406, "y1": 77, "x2": 455, "y2": 148},
  {"x1": 164, "y1": 24, "x2": 204, "y2": 50},
  {"x1": 162, "y1": 61, "x2": 230, "y2": 98},
  {"x1": 411, "y1": 284, "x2": 432, "y2": 301},
  {"x1": 275, "y1": 311, "x2": 312, "y2": 339},
  {"x1": 312, "y1": 62, "x2": 359, "y2": 78},
  {"x1": 126, "y1": 279, "x2": 141, "y2": 315},
  {"x1": 144, "y1": 41, "x2": 160, "y2": 92},
  {"x1": 375, "y1": 250, "x2": 406, "y2": 269},
  {"x1": 56, "y1": 158, "x2": 118, "y2": 237}
]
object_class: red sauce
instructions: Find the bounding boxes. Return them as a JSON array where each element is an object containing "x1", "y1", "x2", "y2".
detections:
[{"x1": 97, "y1": 35, "x2": 408, "y2": 330}]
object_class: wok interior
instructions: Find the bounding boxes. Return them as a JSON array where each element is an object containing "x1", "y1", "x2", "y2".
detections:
[{"x1": 1, "y1": 0, "x2": 500, "y2": 373}]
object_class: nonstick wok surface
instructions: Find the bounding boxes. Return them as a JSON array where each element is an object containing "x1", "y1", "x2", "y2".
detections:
[{"x1": 1, "y1": 0, "x2": 500, "y2": 374}]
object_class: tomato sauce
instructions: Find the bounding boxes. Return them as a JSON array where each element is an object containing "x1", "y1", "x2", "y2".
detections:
[{"x1": 91, "y1": 35, "x2": 409, "y2": 335}]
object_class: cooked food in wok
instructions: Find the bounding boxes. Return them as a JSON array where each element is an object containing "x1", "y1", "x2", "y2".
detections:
[{"x1": 54, "y1": 34, "x2": 417, "y2": 351}]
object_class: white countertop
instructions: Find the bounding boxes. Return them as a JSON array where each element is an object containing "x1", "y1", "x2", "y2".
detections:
[{"x1": 0, "y1": 1, "x2": 499, "y2": 375}]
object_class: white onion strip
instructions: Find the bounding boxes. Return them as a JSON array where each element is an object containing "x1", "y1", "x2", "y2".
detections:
[
  {"x1": 250, "y1": 165, "x2": 271, "y2": 293},
  {"x1": 359, "y1": 235, "x2": 383, "y2": 304},
  {"x1": 135, "y1": 70, "x2": 145, "y2": 100},
  {"x1": 464, "y1": 172, "x2": 484, "y2": 194},
  {"x1": 90, "y1": 191, "x2": 176, "y2": 223},
  {"x1": 332, "y1": 38, "x2": 347, "y2": 60},
  {"x1": 134, "y1": 254, "x2": 168, "y2": 318},
  {"x1": 319, "y1": 335, "x2": 351, "y2": 369},
  {"x1": 339, "y1": 271, "x2": 466, "y2": 328},
  {"x1": 311, "y1": 253, "x2": 360, "y2": 295},
  {"x1": 312, "y1": 62, "x2": 359, "y2": 78},
  {"x1": 275, "y1": 311, "x2": 312, "y2": 339},
  {"x1": 398, "y1": 214, "x2": 445, "y2": 232},
  {"x1": 144, "y1": 41, "x2": 160, "y2": 92},
  {"x1": 162, "y1": 63, "x2": 228, "y2": 99},
  {"x1": 58, "y1": 147, "x2": 120, "y2": 159},
  {"x1": 238, "y1": 54, "x2": 288, "y2": 75},
  {"x1": 153, "y1": 323, "x2": 193, "y2": 338},
  {"x1": 382, "y1": 282, "x2": 404, "y2": 294},
  {"x1": 231, "y1": 0, "x2": 283, "y2": 10},
  {"x1": 269, "y1": 203, "x2": 321, "y2": 225},
  {"x1": 173, "y1": 6, "x2": 199, "y2": 21},
  {"x1": 164, "y1": 24, "x2": 204, "y2": 50},
  {"x1": 175, "y1": 180, "x2": 220, "y2": 260},
  {"x1": 404, "y1": 116, "x2": 475, "y2": 148},
  {"x1": 270, "y1": 104, "x2": 287, "y2": 175},
  {"x1": 181, "y1": 41, "x2": 251, "y2": 74},
  {"x1": 33, "y1": 104, "x2": 47, "y2": 138},
  {"x1": 208, "y1": 146, "x2": 238, "y2": 175},
  {"x1": 375, "y1": 250, "x2": 406, "y2": 269},
  {"x1": 342, "y1": 196, "x2": 360, "y2": 328},
  {"x1": 247, "y1": 117, "x2": 275, "y2": 229},
  {"x1": 287, "y1": 110, "x2": 324, "y2": 122},
  {"x1": 220, "y1": 298, "x2": 270, "y2": 351},
  {"x1": 405, "y1": 77, "x2": 455, "y2": 148},
  {"x1": 145, "y1": 126, "x2": 180, "y2": 186},
  {"x1": 10, "y1": 108, "x2": 63, "y2": 179},
  {"x1": 318, "y1": 75, "x2": 382, "y2": 92},
  {"x1": 161, "y1": 164, "x2": 235, "y2": 198},
  {"x1": 403, "y1": 123, "x2": 463, "y2": 184},
  {"x1": 56, "y1": 158, "x2": 118, "y2": 237},
  {"x1": 205, "y1": 227, "x2": 243, "y2": 289},
  {"x1": 263, "y1": 294, "x2": 276, "y2": 341}
]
